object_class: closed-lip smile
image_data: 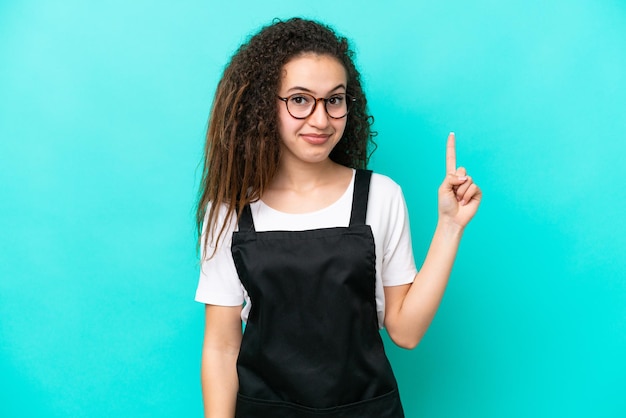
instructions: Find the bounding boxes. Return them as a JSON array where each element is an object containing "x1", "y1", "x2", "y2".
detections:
[{"x1": 300, "y1": 133, "x2": 331, "y2": 145}]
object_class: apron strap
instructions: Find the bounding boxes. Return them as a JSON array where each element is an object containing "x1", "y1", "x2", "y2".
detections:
[
  {"x1": 349, "y1": 169, "x2": 372, "y2": 227},
  {"x1": 237, "y1": 204, "x2": 256, "y2": 232}
]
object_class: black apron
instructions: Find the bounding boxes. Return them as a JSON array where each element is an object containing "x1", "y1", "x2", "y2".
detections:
[{"x1": 231, "y1": 169, "x2": 404, "y2": 417}]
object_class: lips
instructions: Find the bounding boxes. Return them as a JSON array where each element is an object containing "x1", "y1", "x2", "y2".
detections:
[{"x1": 300, "y1": 133, "x2": 332, "y2": 145}]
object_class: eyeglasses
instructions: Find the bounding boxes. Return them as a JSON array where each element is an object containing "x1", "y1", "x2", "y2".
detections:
[{"x1": 277, "y1": 93, "x2": 356, "y2": 119}]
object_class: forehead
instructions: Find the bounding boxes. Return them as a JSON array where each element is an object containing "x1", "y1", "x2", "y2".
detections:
[{"x1": 279, "y1": 53, "x2": 347, "y2": 92}]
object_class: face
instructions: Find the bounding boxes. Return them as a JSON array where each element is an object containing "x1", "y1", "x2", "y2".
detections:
[{"x1": 277, "y1": 54, "x2": 348, "y2": 167}]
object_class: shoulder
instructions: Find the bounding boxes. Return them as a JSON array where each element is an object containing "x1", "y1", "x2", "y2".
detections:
[
  {"x1": 365, "y1": 171, "x2": 408, "y2": 224},
  {"x1": 369, "y1": 171, "x2": 404, "y2": 199},
  {"x1": 203, "y1": 201, "x2": 237, "y2": 230},
  {"x1": 201, "y1": 201, "x2": 238, "y2": 253}
]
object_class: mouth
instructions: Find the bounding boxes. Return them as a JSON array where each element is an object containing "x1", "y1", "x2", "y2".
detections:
[{"x1": 300, "y1": 133, "x2": 332, "y2": 145}]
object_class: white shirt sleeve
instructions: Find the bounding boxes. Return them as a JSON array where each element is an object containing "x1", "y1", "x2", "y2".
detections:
[
  {"x1": 382, "y1": 181, "x2": 418, "y2": 286},
  {"x1": 367, "y1": 173, "x2": 418, "y2": 287},
  {"x1": 368, "y1": 174, "x2": 417, "y2": 327},
  {"x1": 194, "y1": 203, "x2": 245, "y2": 306}
]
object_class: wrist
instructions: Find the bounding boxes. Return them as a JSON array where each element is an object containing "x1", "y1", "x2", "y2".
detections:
[{"x1": 435, "y1": 218, "x2": 465, "y2": 240}]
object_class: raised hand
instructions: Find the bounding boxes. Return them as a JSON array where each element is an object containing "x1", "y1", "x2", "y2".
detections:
[{"x1": 438, "y1": 132, "x2": 482, "y2": 228}]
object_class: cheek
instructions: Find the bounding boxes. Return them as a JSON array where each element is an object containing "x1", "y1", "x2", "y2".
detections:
[
  {"x1": 277, "y1": 107, "x2": 300, "y2": 138},
  {"x1": 334, "y1": 119, "x2": 348, "y2": 138},
  {"x1": 276, "y1": 106, "x2": 291, "y2": 134}
]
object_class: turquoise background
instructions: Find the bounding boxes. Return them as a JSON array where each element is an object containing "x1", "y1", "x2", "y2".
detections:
[{"x1": 1, "y1": 0, "x2": 624, "y2": 417}]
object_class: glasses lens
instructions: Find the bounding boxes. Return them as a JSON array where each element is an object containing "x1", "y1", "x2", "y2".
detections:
[
  {"x1": 325, "y1": 94, "x2": 350, "y2": 118},
  {"x1": 286, "y1": 93, "x2": 315, "y2": 118}
]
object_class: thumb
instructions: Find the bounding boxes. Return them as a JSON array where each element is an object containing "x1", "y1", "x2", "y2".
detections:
[{"x1": 445, "y1": 173, "x2": 468, "y2": 188}]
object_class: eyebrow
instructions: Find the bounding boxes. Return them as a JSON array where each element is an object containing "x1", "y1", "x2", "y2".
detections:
[{"x1": 286, "y1": 84, "x2": 347, "y2": 94}]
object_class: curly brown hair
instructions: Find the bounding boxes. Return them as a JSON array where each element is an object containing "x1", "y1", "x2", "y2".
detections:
[{"x1": 197, "y1": 17, "x2": 376, "y2": 256}]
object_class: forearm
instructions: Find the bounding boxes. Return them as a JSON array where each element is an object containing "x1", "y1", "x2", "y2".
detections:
[
  {"x1": 201, "y1": 346, "x2": 239, "y2": 417},
  {"x1": 201, "y1": 304, "x2": 242, "y2": 418},
  {"x1": 387, "y1": 220, "x2": 464, "y2": 348}
]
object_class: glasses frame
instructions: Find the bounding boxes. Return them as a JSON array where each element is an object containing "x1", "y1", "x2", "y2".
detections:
[{"x1": 277, "y1": 93, "x2": 356, "y2": 120}]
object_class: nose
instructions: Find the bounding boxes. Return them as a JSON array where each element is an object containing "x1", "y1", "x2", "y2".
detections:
[{"x1": 308, "y1": 98, "x2": 330, "y2": 128}]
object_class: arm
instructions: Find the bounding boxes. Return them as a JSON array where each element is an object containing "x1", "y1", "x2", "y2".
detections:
[
  {"x1": 384, "y1": 133, "x2": 482, "y2": 349},
  {"x1": 201, "y1": 304, "x2": 242, "y2": 417}
]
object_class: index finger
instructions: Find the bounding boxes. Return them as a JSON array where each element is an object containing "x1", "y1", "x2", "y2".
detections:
[{"x1": 446, "y1": 132, "x2": 457, "y2": 174}]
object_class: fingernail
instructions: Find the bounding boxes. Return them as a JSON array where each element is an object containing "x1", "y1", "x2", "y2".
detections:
[
  {"x1": 459, "y1": 176, "x2": 468, "y2": 181},
  {"x1": 460, "y1": 199, "x2": 467, "y2": 206}
]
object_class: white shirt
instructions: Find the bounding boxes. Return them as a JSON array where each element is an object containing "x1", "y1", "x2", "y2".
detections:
[{"x1": 195, "y1": 170, "x2": 417, "y2": 328}]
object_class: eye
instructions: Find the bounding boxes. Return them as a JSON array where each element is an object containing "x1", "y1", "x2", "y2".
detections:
[
  {"x1": 289, "y1": 95, "x2": 311, "y2": 106},
  {"x1": 327, "y1": 95, "x2": 345, "y2": 107}
]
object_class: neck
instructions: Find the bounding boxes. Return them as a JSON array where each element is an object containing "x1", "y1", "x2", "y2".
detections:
[{"x1": 272, "y1": 158, "x2": 343, "y2": 192}]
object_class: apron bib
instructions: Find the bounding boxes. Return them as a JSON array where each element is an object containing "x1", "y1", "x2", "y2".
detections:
[{"x1": 231, "y1": 169, "x2": 404, "y2": 417}]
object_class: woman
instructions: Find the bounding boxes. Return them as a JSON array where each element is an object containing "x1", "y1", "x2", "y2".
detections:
[{"x1": 195, "y1": 17, "x2": 481, "y2": 417}]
